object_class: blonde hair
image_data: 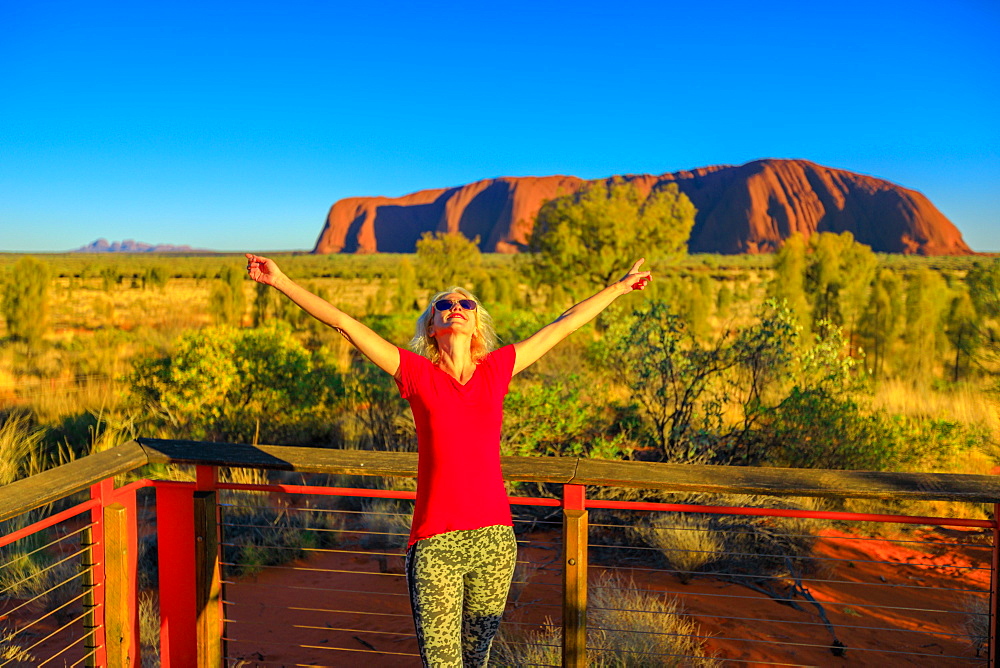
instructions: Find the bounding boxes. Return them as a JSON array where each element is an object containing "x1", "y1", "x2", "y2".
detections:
[{"x1": 410, "y1": 287, "x2": 499, "y2": 364}]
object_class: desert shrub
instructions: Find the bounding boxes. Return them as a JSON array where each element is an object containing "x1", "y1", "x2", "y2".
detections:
[
  {"x1": 631, "y1": 514, "x2": 724, "y2": 584},
  {"x1": 1, "y1": 256, "x2": 50, "y2": 344},
  {"x1": 501, "y1": 378, "x2": 633, "y2": 460},
  {"x1": 963, "y1": 594, "x2": 989, "y2": 657},
  {"x1": 622, "y1": 496, "x2": 822, "y2": 583},
  {"x1": 130, "y1": 323, "x2": 342, "y2": 444},
  {"x1": 763, "y1": 388, "x2": 987, "y2": 472},
  {"x1": 707, "y1": 496, "x2": 822, "y2": 578},
  {"x1": 588, "y1": 574, "x2": 720, "y2": 667},
  {"x1": 595, "y1": 300, "x2": 804, "y2": 464},
  {"x1": 493, "y1": 574, "x2": 719, "y2": 667},
  {"x1": 491, "y1": 621, "x2": 561, "y2": 667}
]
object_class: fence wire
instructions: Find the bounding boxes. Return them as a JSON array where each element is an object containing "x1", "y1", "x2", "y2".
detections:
[
  {"x1": 214, "y1": 486, "x2": 994, "y2": 666},
  {"x1": 0, "y1": 509, "x2": 97, "y2": 667}
]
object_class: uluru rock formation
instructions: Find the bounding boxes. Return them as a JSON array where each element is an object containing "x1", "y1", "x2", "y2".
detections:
[{"x1": 313, "y1": 159, "x2": 972, "y2": 255}]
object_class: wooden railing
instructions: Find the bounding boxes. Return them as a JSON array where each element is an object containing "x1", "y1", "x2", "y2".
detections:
[{"x1": 2, "y1": 437, "x2": 1000, "y2": 666}]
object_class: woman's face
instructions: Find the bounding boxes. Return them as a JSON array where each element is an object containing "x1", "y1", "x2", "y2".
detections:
[{"x1": 429, "y1": 292, "x2": 478, "y2": 339}]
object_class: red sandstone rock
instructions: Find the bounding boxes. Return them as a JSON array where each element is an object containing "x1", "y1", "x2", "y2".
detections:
[{"x1": 312, "y1": 159, "x2": 972, "y2": 255}]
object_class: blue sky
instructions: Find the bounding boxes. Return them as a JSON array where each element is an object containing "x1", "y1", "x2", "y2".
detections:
[{"x1": 1, "y1": 0, "x2": 998, "y2": 252}]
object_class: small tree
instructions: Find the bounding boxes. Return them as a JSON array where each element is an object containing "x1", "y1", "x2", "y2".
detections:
[
  {"x1": 902, "y1": 267, "x2": 950, "y2": 382},
  {"x1": 768, "y1": 233, "x2": 811, "y2": 327},
  {"x1": 858, "y1": 268, "x2": 905, "y2": 379},
  {"x1": 945, "y1": 289, "x2": 982, "y2": 382},
  {"x1": 2, "y1": 256, "x2": 50, "y2": 344},
  {"x1": 210, "y1": 265, "x2": 246, "y2": 326},
  {"x1": 130, "y1": 324, "x2": 340, "y2": 443},
  {"x1": 415, "y1": 232, "x2": 483, "y2": 290},
  {"x1": 144, "y1": 265, "x2": 168, "y2": 291},
  {"x1": 803, "y1": 231, "x2": 877, "y2": 345},
  {"x1": 528, "y1": 179, "x2": 695, "y2": 289}
]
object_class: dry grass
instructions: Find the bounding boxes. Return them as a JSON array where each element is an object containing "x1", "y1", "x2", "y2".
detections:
[
  {"x1": 0, "y1": 412, "x2": 47, "y2": 485},
  {"x1": 874, "y1": 379, "x2": 999, "y2": 442},
  {"x1": 492, "y1": 574, "x2": 719, "y2": 667},
  {"x1": 139, "y1": 591, "x2": 161, "y2": 667},
  {"x1": 631, "y1": 514, "x2": 724, "y2": 583},
  {"x1": 963, "y1": 594, "x2": 989, "y2": 657}
]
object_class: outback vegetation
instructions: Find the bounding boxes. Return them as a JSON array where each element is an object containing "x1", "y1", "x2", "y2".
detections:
[{"x1": 1, "y1": 184, "x2": 998, "y2": 661}]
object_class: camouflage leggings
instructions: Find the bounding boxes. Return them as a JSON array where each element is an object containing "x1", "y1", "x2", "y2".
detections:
[{"x1": 405, "y1": 525, "x2": 517, "y2": 667}]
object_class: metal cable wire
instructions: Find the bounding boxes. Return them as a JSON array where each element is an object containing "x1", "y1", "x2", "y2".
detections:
[
  {"x1": 38, "y1": 631, "x2": 94, "y2": 667},
  {"x1": 0, "y1": 545, "x2": 93, "y2": 597},
  {"x1": 588, "y1": 542, "x2": 992, "y2": 572},
  {"x1": 588, "y1": 519, "x2": 992, "y2": 548},
  {"x1": 0, "y1": 524, "x2": 92, "y2": 571},
  {"x1": 18, "y1": 605, "x2": 95, "y2": 658},
  {"x1": 2, "y1": 565, "x2": 88, "y2": 618},
  {"x1": 219, "y1": 581, "x2": 409, "y2": 597},
  {"x1": 218, "y1": 561, "x2": 405, "y2": 577},
  {"x1": 585, "y1": 583, "x2": 975, "y2": 616},
  {"x1": 222, "y1": 634, "x2": 420, "y2": 657},
  {"x1": 14, "y1": 588, "x2": 93, "y2": 637},
  {"x1": 584, "y1": 563, "x2": 989, "y2": 595}
]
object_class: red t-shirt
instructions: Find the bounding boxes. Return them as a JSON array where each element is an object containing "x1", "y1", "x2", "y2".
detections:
[{"x1": 395, "y1": 345, "x2": 516, "y2": 546}]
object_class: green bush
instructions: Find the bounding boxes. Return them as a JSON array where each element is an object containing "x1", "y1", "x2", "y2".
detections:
[
  {"x1": 2, "y1": 256, "x2": 50, "y2": 343},
  {"x1": 130, "y1": 323, "x2": 342, "y2": 443},
  {"x1": 762, "y1": 388, "x2": 986, "y2": 471}
]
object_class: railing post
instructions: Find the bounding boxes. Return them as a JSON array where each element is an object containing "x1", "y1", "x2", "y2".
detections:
[
  {"x1": 157, "y1": 465, "x2": 222, "y2": 668},
  {"x1": 562, "y1": 483, "x2": 588, "y2": 668},
  {"x1": 84, "y1": 478, "x2": 113, "y2": 667},
  {"x1": 104, "y1": 502, "x2": 135, "y2": 666},
  {"x1": 195, "y1": 464, "x2": 223, "y2": 668},
  {"x1": 157, "y1": 482, "x2": 198, "y2": 666},
  {"x1": 991, "y1": 503, "x2": 999, "y2": 668}
]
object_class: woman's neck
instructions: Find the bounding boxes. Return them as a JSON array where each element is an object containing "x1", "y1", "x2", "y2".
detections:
[{"x1": 435, "y1": 335, "x2": 475, "y2": 382}]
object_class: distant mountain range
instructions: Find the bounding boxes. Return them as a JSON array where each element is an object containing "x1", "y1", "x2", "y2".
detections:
[
  {"x1": 72, "y1": 238, "x2": 209, "y2": 253},
  {"x1": 313, "y1": 159, "x2": 972, "y2": 256}
]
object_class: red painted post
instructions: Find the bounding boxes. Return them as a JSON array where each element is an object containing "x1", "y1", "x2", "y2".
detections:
[
  {"x1": 84, "y1": 478, "x2": 113, "y2": 667},
  {"x1": 562, "y1": 484, "x2": 588, "y2": 668},
  {"x1": 157, "y1": 482, "x2": 198, "y2": 667},
  {"x1": 990, "y1": 503, "x2": 999, "y2": 668}
]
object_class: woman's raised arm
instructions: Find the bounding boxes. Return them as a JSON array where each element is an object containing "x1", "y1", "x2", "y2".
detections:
[
  {"x1": 511, "y1": 258, "x2": 651, "y2": 375},
  {"x1": 245, "y1": 254, "x2": 400, "y2": 376}
]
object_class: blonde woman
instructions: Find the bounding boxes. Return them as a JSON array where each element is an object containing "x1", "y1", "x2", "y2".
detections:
[{"x1": 245, "y1": 253, "x2": 651, "y2": 667}]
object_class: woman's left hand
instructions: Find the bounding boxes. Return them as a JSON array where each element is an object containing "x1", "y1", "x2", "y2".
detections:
[{"x1": 618, "y1": 258, "x2": 652, "y2": 293}]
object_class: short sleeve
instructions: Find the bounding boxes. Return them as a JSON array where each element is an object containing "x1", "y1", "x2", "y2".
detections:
[
  {"x1": 488, "y1": 344, "x2": 517, "y2": 397},
  {"x1": 394, "y1": 347, "x2": 428, "y2": 399}
]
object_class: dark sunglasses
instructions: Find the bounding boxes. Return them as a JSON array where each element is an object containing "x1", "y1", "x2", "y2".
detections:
[{"x1": 434, "y1": 299, "x2": 477, "y2": 312}]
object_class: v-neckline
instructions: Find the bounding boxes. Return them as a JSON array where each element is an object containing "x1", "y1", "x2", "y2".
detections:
[{"x1": 435, "y1": 362, "x2": 478, "y2": 387}]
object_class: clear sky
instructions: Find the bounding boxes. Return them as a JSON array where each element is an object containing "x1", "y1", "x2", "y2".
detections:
[{"x1": 1, "y1": 0, "x2": 997, "y2": 253}]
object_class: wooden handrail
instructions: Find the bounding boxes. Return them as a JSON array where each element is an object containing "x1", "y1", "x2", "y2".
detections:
[
  {"x1": 4, "y1": 437, "x2": 999, "y2": 525},
  {"x1": 136, "y1": 438, "x2": 1000, "y2": 503},
  {"x1": 0, "y1": 442, "x2": 149, "y2": 523}
]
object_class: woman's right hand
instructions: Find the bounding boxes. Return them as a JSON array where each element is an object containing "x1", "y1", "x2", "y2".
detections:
[{"x1": 245, "y1": 253, "x2": 284, "y2": 287}]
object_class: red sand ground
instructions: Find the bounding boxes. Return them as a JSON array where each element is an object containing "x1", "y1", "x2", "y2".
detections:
[{"x1": 223, "y1": 526, "x2": 990, "y2": 667}]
